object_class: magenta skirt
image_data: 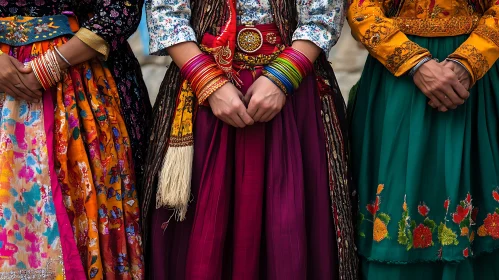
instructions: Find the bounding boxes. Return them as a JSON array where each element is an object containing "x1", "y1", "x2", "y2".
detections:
[{"x1": 150, "y1": 68, "x2": 338, "y2": 280}]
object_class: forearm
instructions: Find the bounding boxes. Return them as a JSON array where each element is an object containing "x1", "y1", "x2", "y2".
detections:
[
  {"x1": 55, "y1": 37, "x2": 100, "y2": 70},
  {"x1": 167, "y1": 42, "x2": 203, "y2": 68},
  {"x1": 291, "y1": 40, "x2": 321, "y2": 63}
]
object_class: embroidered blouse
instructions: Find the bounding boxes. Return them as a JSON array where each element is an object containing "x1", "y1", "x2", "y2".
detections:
[
  {"x1": 146, "y1": 0, "x2": 345, "y2": 55},
  {"x1": 348, "y1": 0, "x2": 499, "y2": 82}
]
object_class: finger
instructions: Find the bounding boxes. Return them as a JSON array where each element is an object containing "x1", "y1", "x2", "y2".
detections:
[
  {"x1": 9, "y1": 56, "x2": 32, "y2": 74},
  {"x1": 247, "y1": 98, "x2": 260, "y2": 117},
  {"x1": 253, "y1": 108, "x2": 267, "y2": 122},
  {"x1": 451, "y1": 79, "x2": 470, "y2": 100},
  {"x1": 5, "y1": 85, "x2": 38, "y2": 102},
  {"x1": 237, "y1": 106, "x2": 254, "y2": 126},
  {"x1": 220, "y1": 116, "x2": 237, "y2": 128},
  {"x1": 243, "y1": 88, "x2": 253, "y2": 106},
  {"x1": 428, "y1": 100, "x2": 437, "y2": 109},
  {"x1": 439, "y1": 105, "x2": 448, "y2": 112},
  {"x1": 6, "y1": 84, "x2": 34, "y2": 101},
  {"x1": 230, "y1": 112, "x2": 246, "y2": 128},
  {"x1": 425, "y1": 92, "x2": 443, "y2": 108},
  {"x1": 12, "y1": 80, "x2": 40, "y2": 100},
  {"x1": 7, "y1": 72, "x2": 37, "y2": 98},
  {"x1": 259, "y1": 110, "x2": 275, "y2": 122},
  {"x1": 16, "y1": 73, "x2": 42, "y2": 98},
  {"x1": 434, "y1": 90, "x2": 457, "y2": 109}
]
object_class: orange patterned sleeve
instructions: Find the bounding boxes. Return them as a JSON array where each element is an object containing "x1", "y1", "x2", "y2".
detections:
[
  {"x1": 347, "y1": 0, "x2": 431, "y2": 76},
  {"x1": 448, "y1": 2, "x2": 499, "y2": 84}
]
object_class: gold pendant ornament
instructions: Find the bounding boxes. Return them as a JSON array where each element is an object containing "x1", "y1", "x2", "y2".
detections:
[{"x1": 237, "y1": 26, "x2": 263, "y2": 53}]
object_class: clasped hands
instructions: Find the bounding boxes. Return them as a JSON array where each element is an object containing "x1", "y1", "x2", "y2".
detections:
[
  {"x1": 208, "y1": 76, "x2": 286, "y2": 128},
  {"x1": 413, "y1": 59, "x2": 471, "y2": 112},
  {"x1": 0, "y1": 54, "x2": 43, "y2": 103}
]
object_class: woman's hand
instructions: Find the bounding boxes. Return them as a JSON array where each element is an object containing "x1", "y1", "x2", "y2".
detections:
[
  {"x1": 244, "y1": 76, "x2": 286, "y2": 122},
  {"x1": 413, "y1": 59, "x2": 469, "y2": 112},
  {"x1": 0, "y1": 55, "x2": 42, "y2": 102},
  {"x1": 18, "y1": 72, "x2": 43, "y2": 94},
  {"x1": 441, "y1": 60, "x2": 471, "y2": 90},
  {"x1": 208, "y1": 83, "x2": 255, "y2": 128}
]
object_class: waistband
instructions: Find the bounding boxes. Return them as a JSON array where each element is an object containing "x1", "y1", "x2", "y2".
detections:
[
  {"x1": 0, "y1": 14, "x2": 78, "y2": 46},
  {"x1": 393, "y1": 15, "x2": 480, "y2": 37},
  {"x1": 201, "y1": 23, "x2": 284, "y2": 67}
]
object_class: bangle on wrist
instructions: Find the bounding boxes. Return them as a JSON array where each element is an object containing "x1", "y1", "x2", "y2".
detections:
[
  {"x1": 445, "y1": 58, "x2": 472, "y2": 78},
  {"x1": 409, "y1": 56, "x2": 433, "y2": 77},
  {"x1": 54, "y1": 46, "x2": 72, "y2": 67}
]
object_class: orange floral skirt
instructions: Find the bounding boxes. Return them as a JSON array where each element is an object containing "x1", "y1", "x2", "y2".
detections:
[{"x1": 0, "y1": 37, "x2": 144, "y2": 279}]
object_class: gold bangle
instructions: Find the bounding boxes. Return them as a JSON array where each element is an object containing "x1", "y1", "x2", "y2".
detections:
[{"x1": 198, "y1": 76, "x2": 229, "y2": 104}]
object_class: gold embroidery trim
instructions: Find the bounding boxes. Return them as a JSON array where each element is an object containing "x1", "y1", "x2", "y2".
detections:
[
  {"x1": 200, "y1": 44, "x2": 285, "y2": 67},
  {"x1": 394, "y1": 15, "x2": 480, "y2": 37},
  {"x1": 474, "y1": 24, "x2": 499, "y2": 47},
  {"x1": 75, "y1": 28, "x2": 110, "y2": 60},
  {"x1": 449, "y1": 44, "x2": 489, "y2": 82},
  {"x1": 386, "y1": 41, "x2": 429, "y2": 74}
]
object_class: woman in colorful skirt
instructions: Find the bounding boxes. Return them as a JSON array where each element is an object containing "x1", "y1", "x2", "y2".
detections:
[
  {"x1": 141, "y1": 0, "x2": 358, "y2": 279},
  {"x1": 0, "y1": 0, "x2": 150, "y2": 279},
  {"x1": 349, "y1": 0, "x2": 499, "y2": 277}
]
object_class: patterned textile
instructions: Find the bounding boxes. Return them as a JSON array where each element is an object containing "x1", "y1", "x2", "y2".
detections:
[
  {"x1": 0, "y1": 94, "x2": 66, "y2": 279},
  {"x1": 0, "y1": 1, "x2": 152, "y2": 185},
  {"x1": 0, "y1": 30, "x2": 144, "y2": 280},
  {"x1": 141, "y1": 0, "x2": 358, "y2": 279},
  {"x1": 348, "y1": 0, "x2": 499, "y2": 81},
  {"x1": 145, "y1": 0, "x2": 345, "y2": 54}
]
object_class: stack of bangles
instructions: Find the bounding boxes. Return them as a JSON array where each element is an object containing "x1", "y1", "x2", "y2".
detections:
[
  {"x1": 30, "y1": 49, "x2": 62, "y2": 90},
  {"x1": 181, "y1": 53, "x2": 229, "y2": 104},
  {"x1": 262, "y1": 47, "x2": 313, "y2": 95}
]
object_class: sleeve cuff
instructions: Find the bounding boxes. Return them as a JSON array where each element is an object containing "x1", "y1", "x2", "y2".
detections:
[
  {"x1": 448, "y1": 29, "x2": 499, "y2": 83},
  {"x1": 75, "y1": 28, "x2": 110, "y2": 60},
  {"x1": 292, "y1": 24, "x2": 338, "y2": 54},
  {"x1": 149, "y1": 25, "x2": 197, "y2": 56}
]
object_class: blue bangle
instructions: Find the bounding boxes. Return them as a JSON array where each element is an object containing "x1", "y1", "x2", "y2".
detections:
[{"x1": 265, "y1": 66, "x2": 294, "y2": 94}]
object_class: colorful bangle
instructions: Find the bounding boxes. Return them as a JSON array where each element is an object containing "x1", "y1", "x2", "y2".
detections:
[
  {"x1": 30, "y1": 49, "x2": 62, "y2": 90},
  {"x1": 180, "y1": 53, "x2": 229, "y2": 104},
  {"x1": 198, "y1": 76, "x2": 229, "y2": 104},
  {"x1": 262, "y1": 47, "x2": 313, "y2": 95}
]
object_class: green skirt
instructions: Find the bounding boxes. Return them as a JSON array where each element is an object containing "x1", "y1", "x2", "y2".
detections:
[{"x1": 351, "y1": 35, "x2": 499, "y2": 279}]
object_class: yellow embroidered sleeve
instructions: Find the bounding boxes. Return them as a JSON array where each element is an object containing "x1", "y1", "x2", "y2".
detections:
[
  {"x1": 347, "y1": 0, "x2": 431, "y2": 76},
  {"x1": 74, "y1": 28, "x2": 110, "y2": 60},
  {"x1": 448, "y1": 3, "x2": 499, "y2": 84}
]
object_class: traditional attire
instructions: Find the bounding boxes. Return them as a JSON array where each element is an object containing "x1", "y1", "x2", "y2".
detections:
[
  {"x1": 142, "y1": 0, "x2": 358, "y2": 279},
  {"x1": 0, "y1": 1, "x2": 150, "y2": 279},
  {"x1": 349, "y1": 0, "x2": 499, "y2": 277}
]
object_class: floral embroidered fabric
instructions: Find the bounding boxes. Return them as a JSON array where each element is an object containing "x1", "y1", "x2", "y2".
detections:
[
  {"x1": 358, "y1": 183, "x2": 499, "y2": 263},
  {"x1": 146, "y1": 0, "x2": 344, "y2": 54},
  {"x1": 0, "y1": 1, "x2": 153, "y2": 185}
]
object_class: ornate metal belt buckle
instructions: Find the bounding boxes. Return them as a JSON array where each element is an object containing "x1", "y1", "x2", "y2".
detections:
[{"x1": 237, "y1": 26, "x2": 263, "y2": 53}]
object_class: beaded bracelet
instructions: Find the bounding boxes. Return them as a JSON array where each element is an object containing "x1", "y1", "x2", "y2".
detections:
[
  {"x1": 30, "y1": 49, "x2": 62, "y2": 90},
  {"x1": 262, "y1": 47, "x2": 313, "y2": 95},
  {"x1": 181, "y1": 53, "x2": 229, "y2": 104}
]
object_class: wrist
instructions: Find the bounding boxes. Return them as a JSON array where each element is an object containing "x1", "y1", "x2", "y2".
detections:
[
  {"x1": 409, "y1": 56, "x2": 434, "y2": 77},
  {"x1": 54, "y1": 46, "x2": 71, "y2": 70},
  {"x1": 445, "y1": 58, "x2": 472, "y2": 79}
]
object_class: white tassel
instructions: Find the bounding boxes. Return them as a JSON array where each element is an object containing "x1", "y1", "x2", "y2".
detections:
[{"x1": 156, "y1": 145, "x2": 194, "y2": 221}]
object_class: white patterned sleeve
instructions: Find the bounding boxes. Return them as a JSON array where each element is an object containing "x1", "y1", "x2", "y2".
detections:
[
  {"x1": 146, "y1": 0, "x2": 198, "y2": 55},
  {"x1": 292, "y1": 0, "x2": 346, "y2": 54}
]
